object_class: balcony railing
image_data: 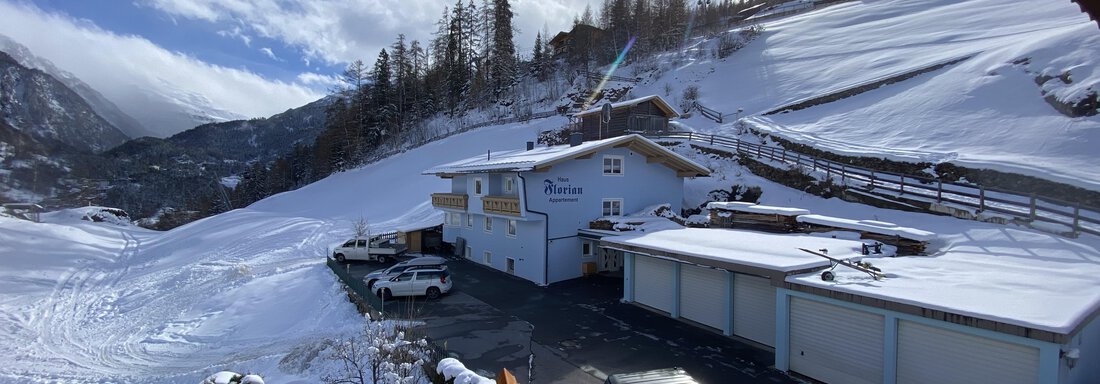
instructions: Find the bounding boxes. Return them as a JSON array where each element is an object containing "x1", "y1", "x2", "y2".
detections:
[
  {"x1": 431, "y1": 193, "x2": 468, "y2": 210},
  {"x1": 483, "y1": 196, "x2": 522, "y2": 217}
]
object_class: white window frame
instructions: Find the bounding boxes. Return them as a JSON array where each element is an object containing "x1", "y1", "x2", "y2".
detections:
[
  {"x1": 582, "y1": 241, "x2": 593, "y2": 256},
  {"x1": 602, "y1": 155, "x2": 624, "y2": 176},
  {"x1": 473, "y1": 177, "x2": 485, "y2": 196},
  {"x1": 465, "y1": 246, "x2": 472, "y2": 259},
  {"x1": 602, "y1": 198, "x2": 623, "y2": 217},
  {"x1": 507, "y1": 219, "x2": 517, "y2": 238},
  {"x1": 466, "y1": 213, "x2": 473, "y2": 227},
  {"x1": 484, "y1": 216, "x2": 493, "y2": 233},
  {"x1": 503, "y1": 176, "x2": 515, "y2": 194},
  {"x1": 484, "y1": 250, "x2": 492, "y2": 265}
]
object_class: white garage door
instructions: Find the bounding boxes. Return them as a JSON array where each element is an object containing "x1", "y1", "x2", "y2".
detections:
[
  {"x1": 634, "y1": 256, "x2": 674, "y2": 313},
  {"x1": 679, "y1": 265, "x2": 727, "y2": 330},
  {"x1": 897, "y1": 320, "x2": 1039, "y2": 384},
  {"x1": 733, "y1": 274, "x2": 776, "y2": 347},
  {"x1": 790, "y1": 297, "x2": 884, "y2": 384}
]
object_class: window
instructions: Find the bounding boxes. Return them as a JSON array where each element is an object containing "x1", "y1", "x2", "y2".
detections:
[
  {"x1": 473, "y1": 177, "x2": 484, "y2": 196},
  {"x1": 484, "y1": 251, "x2": 492, "y2": 264},
  {"x1": 465, "y1": 246, "x2": 472, "y2": 259},
  {"x1": 447, "y1": 212, "x2": 461, "y2": 226},
  {"x1": 582, "y1": 241, "x2": 592, "y2": 256},
  {"x1": 484, "y1": 216, "x2": 493, "y2": 232},
  {"x1": 503, "y1": 176, "x2": 515, "y2": 194},
  {"x1": 395, "y1": 273, "x2": 414, "y2": 282},
  {"x1": 603, "y1": 155, "x2": 624, "y2": 176},
  {"x1": 507, "y1": 219, "x2": 517, "y2": 237},
  {"x1": 356, "y1": 240, "x2": 367, "y2": 247},
  {"x1": 415, "y1": 271, "x2": 440, "y2": 281},
  {"x1": 602, "y1": 199, "x2": 623, "y2": 217},
  {"x1": 467, "y1": 214, "x2": 473, "y2": 227}
]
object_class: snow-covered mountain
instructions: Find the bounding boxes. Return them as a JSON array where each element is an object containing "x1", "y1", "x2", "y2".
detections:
[
  {"x1": 0, "y1": 34, "x2": 153, "y2": 139},
  {"x1": 0, "y1": 50, "x2": 128, "y2": 153}
]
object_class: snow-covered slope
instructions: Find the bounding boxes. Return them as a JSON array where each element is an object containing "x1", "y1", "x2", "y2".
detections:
[
  {"x1": 631, "y1": 0, "x2": 1100, "y2": 190},
  {"x1": 0, "y1": 118, "x2": 564, "y2": 383}
]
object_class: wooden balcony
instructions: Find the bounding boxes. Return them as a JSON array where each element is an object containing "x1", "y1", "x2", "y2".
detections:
[
  {"x1": 431, "y1": 193, "x2": 468, "y2": 210},
  {"x1": 483, "y1": 196, "x2": 522, "y2": 217}
]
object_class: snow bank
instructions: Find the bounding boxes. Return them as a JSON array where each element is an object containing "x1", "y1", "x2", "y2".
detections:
[{"x1": 797, "y1": 214, "x2": 936, "y2": 241}]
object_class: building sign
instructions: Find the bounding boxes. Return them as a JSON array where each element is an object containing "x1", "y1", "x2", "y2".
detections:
[{"x1": 544, "y1": 177, "x2": 583, "y2": 203}]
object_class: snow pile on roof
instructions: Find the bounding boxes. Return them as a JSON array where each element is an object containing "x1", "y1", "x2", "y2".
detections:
[
  {"x1": 797, "y1": 214, "x2": 936, "y2": 241},
  {"x1": 788, "y1": 226, "x2": 1100, "y2": 334},
  {"x1": 574, "y1": 94, "x2": 679, "y2": 117},
  {"x1": 437, "y1": 358, "x2": 494, "y2": 384},
  {"x1": 706, "y1": 201, "x2": 811, "y2": 216},
  {"x1": 604, "y1": 227, "x2": 875, "y2": 271},
  {"x1": 590, "y1": 204, "x2": 694, "y2": 233}
]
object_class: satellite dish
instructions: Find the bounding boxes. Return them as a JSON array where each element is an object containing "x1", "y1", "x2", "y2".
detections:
[{"x1": 600, "y1": 103, "x2": 612, "y2": 124}]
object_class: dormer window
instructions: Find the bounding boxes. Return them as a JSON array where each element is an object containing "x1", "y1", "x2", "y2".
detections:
[{"x1": 603, "y1": 156, "x2": 623, "y2": 176}]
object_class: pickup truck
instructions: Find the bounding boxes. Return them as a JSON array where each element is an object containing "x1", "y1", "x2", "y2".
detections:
[{"x1": 332, "y1": 235, "x2": 408, "y2": 263}]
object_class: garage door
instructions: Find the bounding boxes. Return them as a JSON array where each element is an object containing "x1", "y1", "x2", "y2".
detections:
[
  {"x1": 733, "y1": 274, "x2": 775, "y2": 346},
  {"x1": 897, "y1": 320, "x2": 1039, "y2": 384},
  {"x1": 679, "y1": 265, "x2": 727, "y2": 330},
  {"x1": 790, "y1": 297, "x2": 884, "y2": 384},
  {"x1": 634, "y1": 256, "x2": 674, "y2": 313}
]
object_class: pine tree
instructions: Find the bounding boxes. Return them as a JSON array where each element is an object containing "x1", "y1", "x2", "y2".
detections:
[
  {"x1": 489, "y1": 0, "x2": 516, "y2": 97},
  {"x1": 370, "y1": 48, "x2": 394, "y2": 145},
  {"x1": 531, "y1": 31, "x2": 544, "y2": 80}
]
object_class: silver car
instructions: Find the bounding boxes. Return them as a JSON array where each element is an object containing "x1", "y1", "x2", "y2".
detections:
[
  {"x1": 363, "y1": 256, "x2": 447, "y2": 289},
  {"x1": 374, "y1": 268, "x2": 452, "y2": 300}
]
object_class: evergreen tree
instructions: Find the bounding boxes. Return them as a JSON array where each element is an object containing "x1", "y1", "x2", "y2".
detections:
[
  {"x1": 531, "y1": 31, "x2": 545, "y2": 80},
  {"x1": 370, "y1": 48, "x2": 395, "y2": 145},
  {"x1": 489, "y1": 0, "x2": 516, "y2": 97}
]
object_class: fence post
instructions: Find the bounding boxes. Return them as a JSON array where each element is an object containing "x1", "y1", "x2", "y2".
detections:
[
  {"x1": 870, "y1": 172, "x2": 875, "y2": 190},
  {"x1": 781, "y1": 149, "x2": 787, "y2": 162},
  {"x1": 688, "y1": 132, "x2": 694, "y2": 141},
  {"x1": 979, "y1": 187, "x2": 986, "y2": 212},
  {"x1": 710, "y1": 135, "x2": 715, "y2": 145},
  {"x1": 899, "y1": 176, "x2": 905, "y2": 194},
  {"x1": 937, "y1": 180, "x2": 943, "y2": 203},
  {"x1": 1074, "y1": 204, "x2": 1081, "y2": 234},
  {"x1": 826, "y1": 161, "x2": 831, "y2": 179},
  {"x1": 735, "y1": 139, "x2": 741, "y2": 154},
  {"x1": 841, "y1": 165, "x2": 846, "y2": 184},
  {"x1": 812, "y1": 158, "x2": 817, "y2": 172},
  {"x1": 1029, "y1": 194, "x2": 1037, "y2": 221}
]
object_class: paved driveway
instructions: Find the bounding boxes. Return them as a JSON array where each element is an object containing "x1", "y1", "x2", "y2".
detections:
[{"x1": 346, "y1": 255, "x2": 796, "y2": 384}]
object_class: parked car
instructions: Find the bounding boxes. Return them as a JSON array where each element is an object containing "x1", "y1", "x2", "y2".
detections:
[
  {"x1": 604, "y1": 368, "x2": 699, "y2": 384},
  {"x1": 364, "y1": 256, "x2": 448, "y2": 289},
  {"x1": 373, "y1": 268, "x2": 452, "y2": 300},
  {"x1": 332, "y1": 234, "x2": 408, "y2": 263}
]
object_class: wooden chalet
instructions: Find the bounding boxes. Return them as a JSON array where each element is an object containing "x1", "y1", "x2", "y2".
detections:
[
  {"x1": 547, "y1": 24, "x2": 604, "y2": 58},
  {"x1": 572, "y1": 95, "x2": 679, "y2": 141}
]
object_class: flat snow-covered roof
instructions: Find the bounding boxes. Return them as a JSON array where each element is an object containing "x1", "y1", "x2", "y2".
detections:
[
  {"x1": 602, "y1": 227, "x2": 867, "y2": 272},
  {"x1": 707, "y1": 202, "x2": 812, "y2": 215},
  {"x1": 788, "y1": 228, "x2": 1100, "y2": 335},
  {"x1": 797, "y1": 214, "x2": 936, "y2": 241}
]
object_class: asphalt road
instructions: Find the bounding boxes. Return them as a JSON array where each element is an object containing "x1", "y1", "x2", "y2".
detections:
[{"x1": 345, "y1": 255, "x2": 797, "y2": 384}]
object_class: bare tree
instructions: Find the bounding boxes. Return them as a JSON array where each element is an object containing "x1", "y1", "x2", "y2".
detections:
[{"x1": 353, "y1": 216, "x2": 370, "y2": 239}]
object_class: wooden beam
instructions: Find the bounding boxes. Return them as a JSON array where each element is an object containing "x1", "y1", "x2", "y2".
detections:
[
  {"x1": 533, "y1": 166, "x2": 552, "y2": 173},
  {"x1": 677, "y1": 171, "x2": 700, "y2": 177},
  {"x1": 647, "y1": 156, "x2": 666, "y2": 164},
  {"x1": 576, "y1": 153, "x2": 594, "y2": 159}
]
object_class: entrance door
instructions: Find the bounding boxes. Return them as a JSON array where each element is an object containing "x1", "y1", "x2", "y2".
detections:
[{"x1": 507, "y1": 258, "x2": 515, "y2": 274}]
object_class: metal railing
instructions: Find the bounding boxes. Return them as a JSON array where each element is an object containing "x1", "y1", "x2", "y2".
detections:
[
  {"x1": 325, "y1": 257, "x2": 385, "y2": 316},
  {"x1": 648, "y1": 131, "x2": 1100, "y2": 237}
]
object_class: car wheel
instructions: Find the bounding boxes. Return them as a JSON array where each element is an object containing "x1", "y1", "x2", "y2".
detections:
[
  {"x1": 378, "y1": 288, "x2": 392, "y2": 300},
  {"x1": 335, "y1": 254, "x2": 346, "y2": 262},
  {"x1": 426, "y1": 287, "x2": 441, "y2": 300},
  {"x1": 366, "y1": 279, "x2": 377, "y2": 290},
  {"x1": 377, "y1": 255, "x2": 390, "y2": 263}
]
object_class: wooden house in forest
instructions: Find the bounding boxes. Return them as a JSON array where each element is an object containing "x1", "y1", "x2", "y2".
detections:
[
  {"x1": 572, "y1": 95, "x2": 679, "y2": 141},
  {"x1": 547, "y1": 24, "x2": 604, "y2": 58}
]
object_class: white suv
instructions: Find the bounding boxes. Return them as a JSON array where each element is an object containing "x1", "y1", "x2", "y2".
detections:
[{"x1": 374, "y1": 268, "x2": 452, "y2": 300}]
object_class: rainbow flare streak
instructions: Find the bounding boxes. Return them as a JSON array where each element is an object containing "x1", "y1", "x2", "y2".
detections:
[{"x1": 584, "y1": 36, "x2": 637, "y2": 109}]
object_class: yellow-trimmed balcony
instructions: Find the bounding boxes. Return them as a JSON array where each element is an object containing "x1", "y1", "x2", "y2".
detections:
[
  {"x1": 482, "y1": 196, "x2": 522, "y2": 217},
  {"x1": 431, "y1": 193, "x2": 468, "y2": 210}
]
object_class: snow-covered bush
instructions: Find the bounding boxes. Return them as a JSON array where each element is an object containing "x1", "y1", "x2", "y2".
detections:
[
  {"x1": 436, "y1": 358, "x2": 494, "y2": 384},
  {"x1": 200, "y1": 371, "x2": 264, "y2": 384},
  {"x1": 319, "y1": 321, "x2": 432, "y2": 384}
]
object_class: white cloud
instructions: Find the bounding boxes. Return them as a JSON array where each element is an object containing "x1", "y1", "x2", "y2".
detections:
[
  {"x1": 217, "y1": 25, "x2": 252, "y2": 46},
  {"x1": 0, "y1": 1, "x2": 324, "y2": 137},
  {"x1": 142, "y1": 0, "x2": 591, "y2": 64},
  {"x1": 297, "y1": 72, "x2": 343, "y2": 89},
  {"x1": 259, "y1": 47, "x2": 280, "y2": 61}
]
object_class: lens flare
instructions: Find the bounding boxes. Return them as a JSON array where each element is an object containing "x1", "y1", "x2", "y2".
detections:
[{"x1": 584, "y1": 36, "x2": 637, "y2": 109}]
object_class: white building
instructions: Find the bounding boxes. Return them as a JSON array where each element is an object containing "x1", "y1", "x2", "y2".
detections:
[{"x1": 423, "y1": 134, "x2": 709, "y2": 285}]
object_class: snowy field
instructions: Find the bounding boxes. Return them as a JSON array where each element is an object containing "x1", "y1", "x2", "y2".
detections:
[{"x1": 627, "y1": 0, "x2": 1100, "y2": 191}]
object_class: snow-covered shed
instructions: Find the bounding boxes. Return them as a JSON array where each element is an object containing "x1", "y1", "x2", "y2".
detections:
[
  {"x1": 573, "y1": 95, "x2": 679, "y2": 141},
  {"x1": 601, "y1": 227, "x2": 872, "y2": 347},
  {"x1": 603, "y1": 224, "x2": 1100, "y2": 384}
]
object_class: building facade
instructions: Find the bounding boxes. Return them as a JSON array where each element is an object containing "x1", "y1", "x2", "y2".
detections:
[{"x1": 425, "y1": 134, "x2": 709, "y2": 285}]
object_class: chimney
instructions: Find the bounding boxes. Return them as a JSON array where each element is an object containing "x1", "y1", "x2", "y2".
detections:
[
  {"x1": 526, "y1": 141, "x2": 535, "y2": 151},
  {"x1": 569, "y1": 132, "x2": 583, "y2": 147}
]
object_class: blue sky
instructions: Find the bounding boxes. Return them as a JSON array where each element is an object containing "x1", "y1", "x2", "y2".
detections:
[{"x1": 0, "y1": 0, "x2": 587, "y2": 135}]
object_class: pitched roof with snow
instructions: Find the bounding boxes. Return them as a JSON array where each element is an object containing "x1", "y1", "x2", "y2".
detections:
[
  {"x1": 422, "y1": 134, "x2": 709, "y2": 177},
  {"x1": 574, "y1": 95, "x2": 680, "y2": 118}
]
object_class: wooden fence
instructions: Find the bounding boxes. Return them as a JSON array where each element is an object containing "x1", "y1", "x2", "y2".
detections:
[
  {"x1": 583, "y1": 71, "x2": 640, "y2": 83},
  {"x1": 648, "y1": 131, "x2": 1100, "y2": 237},
  {"x1": 692, "y1": 101, "x2": 724, "y2": 123}
]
